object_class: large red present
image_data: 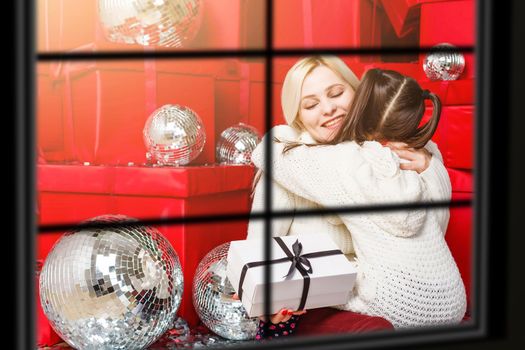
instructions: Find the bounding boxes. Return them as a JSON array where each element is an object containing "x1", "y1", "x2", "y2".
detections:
[
  {"x1": 274, "y1": 0, "x2": 361, "y2": 49},
  {"x1": 214, "y1": 60, "x2": 271, "y2": 140},
  {"x1": 447, "y1": 168, "x2": 474, "y2": 311},
  {"x1": 36, "y1": 0, "x2": 98, "y2": 52},
  {"x1": 37, "y1": 65, "x2": 67, "y2": 163},
  {"x1": 427, "y1": 106, "x2": 475, "y2": 170},
  {"x1": 419, "y1": 0, "x2": 475, "y2": 48},
  {"x1": 37, "y1": 59, "x2": 217, "y2": 166},
  {"x1": 37, "y1": 0, "x2": 265, "y2": 52},
  {"x1": 38, "y1": 163, "x2": 255, "y2": 326},
  {"x1": 376, "y1": 0, "x2": 474, "y2": 46}
]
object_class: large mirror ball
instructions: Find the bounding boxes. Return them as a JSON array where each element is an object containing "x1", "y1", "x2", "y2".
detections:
[{"x1": 39, "y1": 215, "x2": 184, "y2": 350}]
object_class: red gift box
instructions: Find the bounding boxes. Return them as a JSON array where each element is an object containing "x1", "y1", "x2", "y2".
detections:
[
  {"x1": 214, "y1": 60, "x2": 270, "y2": 140},
  {"x1": 37, "y1": 0, "x2": 264, "y2": 52},
  {"x1": 37, "y1": 60, "x2": 217, "y2": 166},
  {"x1": 447, "y1": 168, "x2": 474, "y2": 310},
  {"x1": 38, "y1": 163, "x2": 254, "y2": 326},
  {"x1": 37, "y1": 0, "x2": 99, "y2": 52},
  {"x1": 274, "y1": 0, "x2": 361, "y2": 48},
  {"x1": 377, "y1": 0, "x2": 474, "y2": 46},
  {"x1": 37, "y1": 66, "x2": 66, "y2": 163},
  {"x1": 419, "y1": 0, "x2": 475, "y2": 47},
  {"x1": 424, "y1": 106, "x2": 474, "y2": 170}
]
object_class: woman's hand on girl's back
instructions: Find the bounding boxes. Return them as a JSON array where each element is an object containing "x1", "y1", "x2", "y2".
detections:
[{"x1": 386, "y1": 142, "x2": 432, "y2": 174}]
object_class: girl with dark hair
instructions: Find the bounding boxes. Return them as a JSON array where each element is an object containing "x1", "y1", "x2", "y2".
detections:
[
  {"x1": 329, "y1": 68, "x2": 442, "y2": 148},
  {"x1": 251, "y1": 68, "x2": 466, "y2": 330}
]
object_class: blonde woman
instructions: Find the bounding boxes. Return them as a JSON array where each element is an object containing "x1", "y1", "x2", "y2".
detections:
[{"x1": 245, "y1": 56, "x2": 433, "y2": 339}]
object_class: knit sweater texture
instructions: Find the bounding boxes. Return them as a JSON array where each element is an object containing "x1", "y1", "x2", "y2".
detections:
[
  {"x1": 249, "y1": 125, "x2": 466, "y2": 328},
  {"x1": 247, "y1": 127, "x2": 356, "y2": 257}
]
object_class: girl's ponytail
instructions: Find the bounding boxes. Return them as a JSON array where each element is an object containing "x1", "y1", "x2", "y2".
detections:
[{"x1": 406, "y1": 90, "x2": 442, "y2": 149}]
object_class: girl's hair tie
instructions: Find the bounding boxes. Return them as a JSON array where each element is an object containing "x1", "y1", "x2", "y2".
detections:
[{"x1": 422, "y1": 89, "x2": 431, "y2": 99}]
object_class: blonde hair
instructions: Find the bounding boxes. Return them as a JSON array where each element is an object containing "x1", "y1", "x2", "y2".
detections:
[
  {"x1": 281, "y1": 55, "x2": 360, "y2": 129},
  {"x1": 252, "y1": 56, "x2": 360, "y2": 196}
]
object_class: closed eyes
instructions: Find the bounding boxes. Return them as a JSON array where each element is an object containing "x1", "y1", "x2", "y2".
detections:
[{"x1": 303, "y1": 90, "x2": 344, "y2": 109}]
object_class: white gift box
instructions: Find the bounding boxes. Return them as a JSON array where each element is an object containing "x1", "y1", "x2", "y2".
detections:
[{"x1": 226, "y1": 235, "x2": 357, "y2": 317}]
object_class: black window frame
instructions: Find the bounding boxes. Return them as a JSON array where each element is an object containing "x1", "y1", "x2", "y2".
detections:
[{"x1": 13, "y1": 0, "x2": 511, "y2": 349}]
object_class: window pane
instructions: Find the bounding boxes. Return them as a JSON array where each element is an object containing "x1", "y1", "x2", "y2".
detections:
[
  {"x1": 262, "y1": 54, "x2": 474, "y2": 209},
  {"x1": 252, "y1": 205, "x2": 473, "y2": 340},
  {"x1": 36, "y1": 0, "x2": 265, "y2": 53},
  {"x1": 274, "y1": 0, "x2": 475, "y2": 50},
  {"x1": 36, "y1": 58, "x2": 268, "y2": 227}
]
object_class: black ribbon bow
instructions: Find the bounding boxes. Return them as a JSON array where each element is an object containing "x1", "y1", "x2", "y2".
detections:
[{"x1": 283, "y1": 239, "x2": 313, "y2": 279}]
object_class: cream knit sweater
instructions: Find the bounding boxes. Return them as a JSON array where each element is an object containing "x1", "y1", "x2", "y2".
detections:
[
  {"x1": 250, "y1": 125, "x2": 466, "y2": 328},
  {"x1": 247, "y1": 127, "x2": 356, "y2": 258}
]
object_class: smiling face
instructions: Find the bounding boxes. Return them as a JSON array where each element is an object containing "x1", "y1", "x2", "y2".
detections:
[{"x1": 298, "y1": 65, "x2": 356, "y2": 142}]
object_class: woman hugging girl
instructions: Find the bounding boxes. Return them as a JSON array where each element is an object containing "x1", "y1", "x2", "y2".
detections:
[{"x1": 250, "y1": 66, "x2": 466, "y2": 336}]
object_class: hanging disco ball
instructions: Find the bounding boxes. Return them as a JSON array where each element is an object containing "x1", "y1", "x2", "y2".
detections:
[
  {"x1": 98, "y1": 0, "x2": 204, "y2": 48},
  {"x1": 143, "y1": 104, "x2": 206, "y2": 166},
  {"x1": 423, "y1": 43, "x2": 466, "y2": 81},
  {"x1": 216, "y1": 123, "x2": 261, "y2": 165},
  {"x1": 192, "y1": 242, "x2": 259, "y2": 340},
  {"x1": 39, "y1": 214, "x2": 184, "y2": 350}
]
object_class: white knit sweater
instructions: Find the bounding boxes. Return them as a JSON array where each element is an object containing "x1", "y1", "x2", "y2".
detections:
[
  {"x1": 250, "y1": 125, "x2": 466, "y2": 328},
  {"x1": 247, "y1": 127, "x2": 356, "y2": 258}
]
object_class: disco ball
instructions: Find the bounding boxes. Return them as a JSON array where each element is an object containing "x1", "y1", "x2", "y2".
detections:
[
  {"x1": 216, "y1": 123, "x2": 261, "y2": 165},
  {"x1": 143, "y1": 104, "x2": 206, "y2": 166},
  {"x1": 39, "y1": 214, "x2": 184, "y2": 350},
  {"x1": 192, "y1": 243, "x2": 259, "y2": 340},
  {"x1": 98, "y1": 0, "x2": 204, "y2": 48},
  {"x1": 423, "y1": 43, "x2": 466, "y2": 81}
]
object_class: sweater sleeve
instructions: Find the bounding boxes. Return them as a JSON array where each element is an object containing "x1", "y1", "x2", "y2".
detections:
[
  {"x1": 421, "y1": 141, "x2": 452, "y2": 201},
  {"x1": 246, "y1": 125, "x2": 300, "y2": 240},
  {"x1": 246, "y1": 175, "x2": 296, "y2": 240},
  {"x1": 251, "y1": 135, "x2": 427, "y2": 238}
]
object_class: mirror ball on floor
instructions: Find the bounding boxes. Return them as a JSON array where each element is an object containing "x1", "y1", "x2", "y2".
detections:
[
  {"x1": 192, "y1": 242, "x2": 259, "y2": 340},
  {"x1": 39, "y1": 214, "x2": 184, "y2": 350}
]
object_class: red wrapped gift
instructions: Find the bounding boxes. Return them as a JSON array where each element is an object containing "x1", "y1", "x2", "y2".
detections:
[
  {"x1": 420, "y1": 0, "x2": 475, "y2": 48},
  {"x1": 422, "y1": 105, "x2": 474, "y2": 170},
  {"x1": 447, "y1": 168, "x2": 474, "y2": 310},
  {"x1": 377, "y1": 0, "x2": 474, "y2": 45},
  {"x1": 274, "y1": 0, "x2": 361, "y2": 48},
  {"x1": 434, "y1": 106, "x2": 474, "y2": 170},
  {"x1": 37, "y1": 0, "x2": 264, "y2": 52},
  {"x1": 37, "y1": 66, "x2": 66, "y2": 163},
  {"x1": 38, "y1": 163, "x2": 255, "y2": 326},
  {"x1": 421, "y1": 80, "x2": 474, "y2": 106},
  {"x1": 37, "y1": 59, "x2": 216, "y2": 166},
  {"x1": 214, "y1": 60, "x2": 271, "y2": 140},
  {"x1": 37, "y1": 165, "x2": 117, "y2": 225},
  {"x1": 36, "y1": 0, "x2": 98, "y2": 52}
]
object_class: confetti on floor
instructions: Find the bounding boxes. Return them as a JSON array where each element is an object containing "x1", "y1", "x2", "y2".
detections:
[{"x1": 38, "y1": 317, "x2": 255, "y2": 349}]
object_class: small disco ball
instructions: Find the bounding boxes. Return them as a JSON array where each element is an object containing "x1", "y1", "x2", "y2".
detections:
[
  {"x1": 39, "y1": 214, "x2": 184, "y2": 350},
  {"x1": 98, "y1": 0, "x2": 204, "y2": 48},
  {"x1": 143, "y1": 104, "x2": 206, "y2": 166},
  {"x1": 216, "y1": 123, "x2": 261, "y2": 165},
  {"x1": 192, "y1": 242, "x2": 258, "y2": 340},
  {"x1": 423, "y1": 43, "x2": 466, "y2": 81}
]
